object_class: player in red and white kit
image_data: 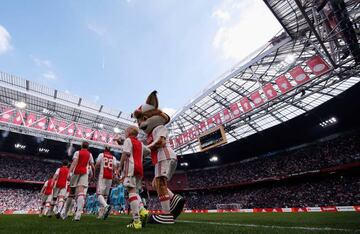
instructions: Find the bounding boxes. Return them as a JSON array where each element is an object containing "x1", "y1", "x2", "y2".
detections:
[
  {"x1": 51, "y1": 160, "x2": 70, "y2": 218},
  {"x1": 39, "y1": 177, "x2": 55, "y2": 217},
  {"x1": 120, "y1": 126, "x2": 150, "y2": 229},
  {"x1": 95, "y1": 146, "x2": 117, "y2": 220},
  {"x1": 61, "y1": 141, "x2": 94, "y2": 221}
]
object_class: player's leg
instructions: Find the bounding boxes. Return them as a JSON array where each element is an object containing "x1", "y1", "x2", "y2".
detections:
[
  {"x1": 124, "y1": 177, "x2": 142, "y2": 229},
  {"x1": 39, "y1": 195, "x2": 46, "y2": 217},
  {"x1": 73, "y1": 174, "x2": 88, "y2": 221},
  {"x1": 55, "y1": 187, "x2": 66, "y2": 218},
  {"x1": 44, "y1": 194, "x2": 53, "y2": 217},
  {"x1": 147, "y1": 160, "x2": 174, "y2": 224},
  {"x1": 167, "y1": 159, "x2": 185, "y2": 219},
  {"x1": 96, "y1": 178, "x2": 106, "y2": 218},
  {"x1": 102, "y1": 179, "x2": 112, "y2": 220},
  {"x1": 136, "y1": 179, "x2": 149, "y2": 227},
  {"x1": 51, "y1": 188, "x2": 58, "y2": 214},
  {"x1": 61, "y1": 187, "x2": 75, "y2": 219},
  {"x1": 61, "y1": 175, "x2": 77, "y2": 219}
]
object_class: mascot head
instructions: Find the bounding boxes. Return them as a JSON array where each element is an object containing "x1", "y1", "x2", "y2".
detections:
[{"x1": 132, "y1": 91, "x2": 170, "y2": 134}]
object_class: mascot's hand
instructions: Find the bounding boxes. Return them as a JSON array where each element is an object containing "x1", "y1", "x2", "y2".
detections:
[{"x1": 148, "y1": 136, "x2": 166, "y2": 150}]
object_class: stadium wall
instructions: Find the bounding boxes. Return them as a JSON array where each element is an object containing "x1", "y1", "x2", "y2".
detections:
[{"x1": 2, "y1": 206, "x2": 360, "y2": 215}]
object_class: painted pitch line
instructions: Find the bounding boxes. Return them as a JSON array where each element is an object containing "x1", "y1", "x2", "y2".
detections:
[
  {"x1": 176, "y1": 220, "x2": 360, "y2": 233},
  {"x1": 114, "y1": 216, "x2": 359, "y2": 232}
]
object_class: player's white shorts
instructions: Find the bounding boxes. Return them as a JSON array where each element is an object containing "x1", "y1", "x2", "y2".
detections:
[
  {"x1": 123, "y1": 176, "x2": 142, "y2": 190},
  {"x1": 52, "y1": 187, "x2": 67, "y2": 198},
  {"x1": 97, "y1": 178, "x2": 112, "y2": 195},
  {"x1": 42, "y1": 194, "x2": 53, "y2": 204},
  {"x1": 70, "y1": 174, "x2": 89, "y2": 188},
  {"x1": 154, "y1": 159, "x2": 177, "y2": 180}
]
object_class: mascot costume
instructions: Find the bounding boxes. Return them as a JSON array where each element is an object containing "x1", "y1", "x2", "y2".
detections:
[{"x1": 133, "y1": 91, "x2": 185, "y2": 224}]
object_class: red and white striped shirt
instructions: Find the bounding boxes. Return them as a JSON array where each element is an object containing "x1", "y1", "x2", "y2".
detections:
[{"x1": 147, "y1": 125, "x2": 177, "y2": 165}]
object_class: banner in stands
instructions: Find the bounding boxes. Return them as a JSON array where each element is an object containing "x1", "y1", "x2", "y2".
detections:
[
  {"x1": 2, "y1": 206, "x2": 359, "y2": 215},
  {"x1": 0, "y1": 106, "x2": 119, "y2": 146},
  {"x1": 170, "y1": 55, "x2": 331, "y2": 149}
]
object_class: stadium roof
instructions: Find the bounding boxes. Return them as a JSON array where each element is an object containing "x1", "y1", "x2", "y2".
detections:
[
  {"x1": 0, "y1": 72, "x2": 134, "y2": 150},
  {"x1": 168, "y1": 0, "x2": 360, "y2": 154}
]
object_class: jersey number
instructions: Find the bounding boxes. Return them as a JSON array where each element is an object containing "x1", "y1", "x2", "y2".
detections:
[{"x1": 104, "y1": 157, "x2": 113, "y2": 169}]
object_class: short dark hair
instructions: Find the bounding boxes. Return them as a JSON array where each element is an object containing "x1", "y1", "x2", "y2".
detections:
[
  {"x1": 62, "y1": 160, "x2": 68, "y2": 166},
  {"x1": 81, "y1": 141, "x2": 89, "y2": 149},
  {"x1": 104, "y1": 146, "x2": 111, "y2": 152}
]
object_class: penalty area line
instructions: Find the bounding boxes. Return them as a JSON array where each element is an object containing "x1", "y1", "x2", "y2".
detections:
[{"x1": 176, "y1": 220, "x2": 359, "y2": 233}]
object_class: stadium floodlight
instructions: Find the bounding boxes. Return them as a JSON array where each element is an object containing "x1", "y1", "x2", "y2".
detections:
[
  {"x1": 113, "y1": 127, "x2": 121, "y2": 133},
  {"x1": 180, "y1": 162, "x2": 189, "y2": 167},
  {"x1": 39, "y1": 148, "x2": 50, "y2": 153},
  {"x1": 319, "y1": 116, "x2": 337, "y2": 128},
  {"x1": 14, "y1": 143, "x2": 26, "y2": 149},
  {"x1": 210, "y1": 156, "x2": 218, "y2": 162},
  {"x1": 14, "y1": 101, "x2": 27, "y2": 109}
]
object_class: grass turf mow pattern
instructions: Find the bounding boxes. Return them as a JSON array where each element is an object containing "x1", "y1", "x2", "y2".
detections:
[{"x1": 0, "y1": 212, "x2": 359, "y2": 233}]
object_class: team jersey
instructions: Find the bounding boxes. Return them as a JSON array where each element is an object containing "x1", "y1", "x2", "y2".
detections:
[
  {"x1": 43, "y1": 178, "x2": 55, "y2": 196},
  {"x1": 147, "y1": 125, "x2": 177, "y2": 165},
  {"x1": 54, "y1": 166, "x2": 69, "y2": 188},
  {"x1": 96, "y1": 152, "x2": 117, "y2": 179},
  {"x1": 122, "y1": 136, "x2": 148, "y2": 178},
  {"x1": 73, "y1": 149, "x2": 94, "y2": 175}
]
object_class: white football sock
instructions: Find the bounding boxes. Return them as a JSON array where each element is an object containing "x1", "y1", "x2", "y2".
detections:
[
  {"x1": 129, "y1": 193, "x2": 140, "y2": 221},
  {"x1": 98, "y1": 195, "x2": 107, "y2": 207},
  {"x1": 76, "y1": 193, "x2": 85, "y2": 215}
]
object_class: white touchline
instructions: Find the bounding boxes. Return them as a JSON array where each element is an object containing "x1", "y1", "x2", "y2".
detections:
[
  {"x1": 176, "y1": 220, "x2": 360, "y2": 233},
  {"x1": 113, "y1": 216, "x2": 358, "y2": 232}
]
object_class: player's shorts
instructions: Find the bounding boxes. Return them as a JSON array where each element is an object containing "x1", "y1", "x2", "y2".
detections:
[
  {"x1": 97, "y1": 178, "x2": 112, "y2": 195},
  {"x1": 52, "y1": 187, "x2": 67, "y2": 199},
  {"x1": 154, "y1": 158, "x2": 177, "y2": 180},
  {"x1": 70, "y1": 173, "x2": 89, "y2": 188},
  {"x1": 123, "y1": 176, "x2": 142, "y2": 190},
  {"x1": 42, "y1": 194, "x2": 53, "y2": 204}
]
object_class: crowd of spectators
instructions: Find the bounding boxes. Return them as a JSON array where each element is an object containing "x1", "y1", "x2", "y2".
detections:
[
  {"x1": 0, "y1": 154, "x2": 60, "y2": 182},
  {"x1": 147, "y1": 174, "x2": 360, "y2": 210},
  {"x1": 0, "y1": 188, "x2": 41, "y2": 212},
  {"x1": 1, "y1": 173, "x2": 359, "y2": 211},
  {"x1": 186, "y1": 133, "x2": 360, "y2": 188}
]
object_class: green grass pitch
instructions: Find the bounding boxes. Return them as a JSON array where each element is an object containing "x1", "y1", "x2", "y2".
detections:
[{"x1": 0, "y1": 212, "x2": 359, "y2": 234}]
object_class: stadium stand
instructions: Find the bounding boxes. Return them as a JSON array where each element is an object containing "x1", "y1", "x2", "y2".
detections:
[
  {"x1": 0, "y1": 153, "x2": 60, "y2": 182},
  {"x1": 185, "y1": 132, "x2": 360, "y2": 189},
  {"x1": 1, "y1": 130, "x2": 359, "y2": 212}
]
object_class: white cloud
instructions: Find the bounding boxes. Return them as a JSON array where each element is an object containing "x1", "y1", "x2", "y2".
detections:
[
  {"x1": 87, "y1": 23, "x2": 106, "y2": 38},
  {"x1": 212, "y1": 0, "x2": 282, "y2": 61},
  {"x1": 0, "y1": 25, "x2": 12, "y2": 55},
  {"x1": 212, "y1": 9, "x2": 230, "y2": 22},
  {"x1": 42, "y1": 71, "x2": 57, "y2": 80},
  {"x1": 162, "y1": 107, "x2": 177, "y2": 117},
  {"x1": 30, "y1": 55, "x2": 52, "y2": 68}
]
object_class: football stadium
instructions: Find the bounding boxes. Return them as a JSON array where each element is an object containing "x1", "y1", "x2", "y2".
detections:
[{"x1": 0, "y1": 0, "x2": 360, "y2": 233}]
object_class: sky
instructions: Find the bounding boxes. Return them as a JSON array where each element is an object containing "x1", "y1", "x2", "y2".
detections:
[{"x1": 0, "y1": 0, "x2": 281, "y2": 117}]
